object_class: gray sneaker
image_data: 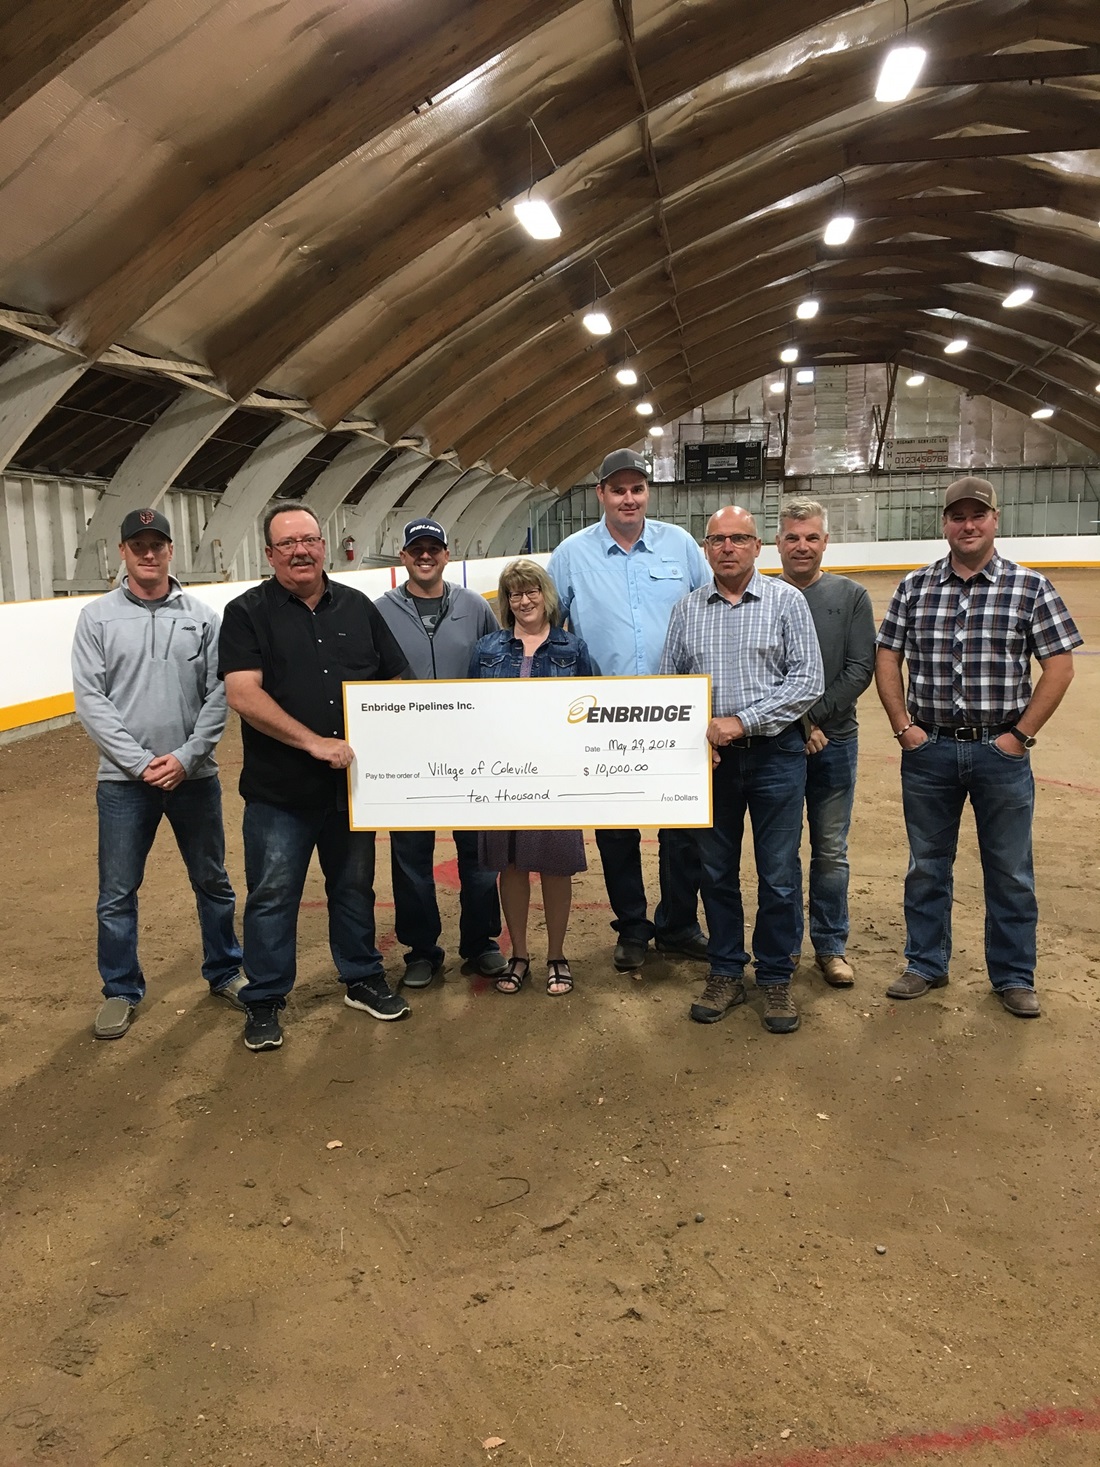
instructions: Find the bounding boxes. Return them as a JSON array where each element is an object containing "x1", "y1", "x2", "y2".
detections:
[
  {"x1": 212, "y1": 974, "x2": 249, "y2": 1010},
  {"x1": 401, "y1": 958, "x2": 443, "y2": 989},
  {"x1": 94, "y1": 997, "x2": 135, "y2": 1040}
]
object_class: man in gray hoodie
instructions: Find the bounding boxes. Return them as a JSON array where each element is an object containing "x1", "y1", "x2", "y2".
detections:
[
  {"x1": 71, "y1": 508, "x2": 243, "y2": 1040},
  {"x1": 375, "y1": 518, "x2": 506, "y2": 987}
]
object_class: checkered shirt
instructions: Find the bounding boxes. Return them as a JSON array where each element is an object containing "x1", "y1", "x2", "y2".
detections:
[
  {"x1": 876, "y1": 552, "x2": 1082, "y2": 725},
  {"x1": 660, "y1": 570, "x2": 823, "y2": 735}
]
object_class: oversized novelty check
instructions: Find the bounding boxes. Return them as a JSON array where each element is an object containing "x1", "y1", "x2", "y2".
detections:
[{"x1": 344, "y1": 675, "x2": 712, "y2": 832}]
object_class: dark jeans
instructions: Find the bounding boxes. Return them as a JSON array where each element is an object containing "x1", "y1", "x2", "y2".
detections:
[
  {"x1": 594, "y1": 827, "x2": 703, "y2": 944},
  {"x1": 96, "y1": 776, "x2": 240, "y2": 1003},
  {"x1": 696, "y1": 729, "x2": 807, "y2": 983},
  {"x1": 240, "y1": 800, "x2": 384, "y2": 1007},
  {"x1": 804, "y1": 736, "x2": 859, "y2": 956},
  {"x1": 389, "y1": 829, "x2": 502, "y2": 967},
  {"x1": 901, "y1": 732, "x2": 1037, "y2": 991}
]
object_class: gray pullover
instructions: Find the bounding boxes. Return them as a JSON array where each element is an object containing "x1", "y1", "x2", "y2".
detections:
[
  {"x1": 71, "y1": 576, "x2": 228, "y2": 782},
  {"x1": 375, "y1": 581, "x2": 498, "y2": 680},
  {"x1": 800, "y1": 572, "x2": 877, "y2": 741}
]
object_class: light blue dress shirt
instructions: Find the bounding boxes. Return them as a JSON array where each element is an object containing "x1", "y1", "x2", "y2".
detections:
[
  {"x1": 660, "y1": 570, "x2": 824, "y2": 735},
  {"x1": 547, "y1": 518, "x2": 709, "y2": 677}
]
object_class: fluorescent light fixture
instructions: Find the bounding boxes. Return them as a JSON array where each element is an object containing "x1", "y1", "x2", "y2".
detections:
[
  {"x1": 796, "y1": 299, "x2": 820, "y2": 320},
  {"x1": 1001, "y1": 286, "x2": 1033, "y2": 309},
  {"x1": 648, "y1": 424, "x2": 664, "y2": 437},
  {"x1": 513, "y1": 195, "x2": 561, "y2": 240},
  {"x1": 823, "y1": 214, "x2": 855, "y2": 246},
  {"x1": 780, "y1": 346, "x2": 799, "y2": 364},
  {"x1": 944, "y1": 337, "x2": 968, "y2": 355},
  {"x1": 769, "y1": 380, "x2": 786, "y2": 394},
  {"x1": 875, "y1": 45, "x2": 927, "y2": 102},
  {"x1": 582, "y1": 310, "x2": 612, "y2": 336},
  {"x1": 1031, "y1": 405, "x2": 1054, "y2": 420},
  {"x1": 906, "y1": 373, "x2": 926, "y2": 386},
  {"x1": 614, "y1": 366, "x2": 638, "y2": 386},
  {"x1": 795, "y1": 368, "x2": 815, "y2": 385},
  {"x1": 635, "y1": 401, "x2": 654, "y2": 416}
]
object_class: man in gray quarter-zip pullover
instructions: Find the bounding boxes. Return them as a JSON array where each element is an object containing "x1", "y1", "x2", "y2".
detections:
[
  {"x1": 375, "y1": 518, "x2": 506, "y2": 988},
  {"x1": 71, "y1": 508, "x2": 243, "y2": 1042}
]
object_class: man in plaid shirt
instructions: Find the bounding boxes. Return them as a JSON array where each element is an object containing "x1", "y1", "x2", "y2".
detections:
[{"x1": 875, "y1": 476, "x2": 1081, "y2": 1018}]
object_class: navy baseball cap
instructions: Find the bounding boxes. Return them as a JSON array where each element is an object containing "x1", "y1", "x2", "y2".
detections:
[
  {"x1": 120, "y1": 507, "x2": 172, "y2": 541},
  {"x1": 598, "y1": 449, "x2": 649, "y2": 482},
  {"x1": 402, "y1": 517, "x2": 448, "y2": 549}
]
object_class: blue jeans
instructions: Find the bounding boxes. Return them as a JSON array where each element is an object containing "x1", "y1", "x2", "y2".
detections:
[
  {"x1": 389, "y1": 829, "x2": 502, "y2": 968},
  {"x1": 241, "y1": 800, "x2": 384, "y2": 1007},
  {"x1": 594, "y1": 827, "x2": 703, "y2": 944},
  {"x1": 804, "y1": 736, "x2": 859, "y2": 956},
  {"x1": 900, "y1": 732, "x2": 1036, "y2": 991},
  {"x1": 696, "y1": 729, "x2": 807, "y2": 982},
  {"x1": 96, "y1": 776, "x2": 240, "y2": 1003}
]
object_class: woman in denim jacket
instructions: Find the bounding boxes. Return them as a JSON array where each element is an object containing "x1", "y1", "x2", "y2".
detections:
[{"x1": 468, "y1": 559, "x2": 598, "y2": 996}]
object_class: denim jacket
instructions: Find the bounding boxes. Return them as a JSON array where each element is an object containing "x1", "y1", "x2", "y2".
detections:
[{"x1": 467, "y1": 625, "x2": 599, "y2": 679}]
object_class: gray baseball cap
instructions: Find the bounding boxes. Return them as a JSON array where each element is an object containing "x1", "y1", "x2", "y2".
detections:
[{"x1": 597, "y1": 449, "x2": 648, "y2": 482}]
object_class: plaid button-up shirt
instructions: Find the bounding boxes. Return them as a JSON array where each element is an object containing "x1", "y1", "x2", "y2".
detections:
[
  {"x1": 876, "y1": 552, "x2": 1082, "y2": 726},
  {"x1": 660, "y1": 570, "x2": 823, "y2": 735}
]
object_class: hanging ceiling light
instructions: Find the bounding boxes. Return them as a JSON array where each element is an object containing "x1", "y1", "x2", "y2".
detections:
[
  {"x1": 823, "y1": 214, "x2": 855, "y2": 246},
  {"x1": 583, "y1": 309, "x2": 612, "y2": 335},
  {"x1": 944, "y1": 337, "x2": 968, "y2": 355},
  {"x1": 906, "y1": 372, "x2": 926, "y2": 386},
  {"x1": 614, "y1": 366, "x2": 638, "y2": 386},
  {"x1": 513, "y1": 194, "x2": 561, "y2": 240},
  {"x1": 875, "y1": 45, "x2": 926, "y2": 101},
  {"x1": 635, "y1": 401, "x2": 655, "y2": 416},
  {"x1": 1031, "y1": 405, "x2": 1054, "y2": 420},
  {"x1": 796, "y1": 299, "x2": 820, "y2": 320},
  {"x1": 795, "y1": 368, "x2": 815, "y2": 385},
  {"x1": 780, "y1": 346, "x2": 799, "y2": 364},
  {"x1": 648, "y1": 424, "x2": 664, "y2": 437},
  {"x1": 1002, "y1": 285, "x2": 1034, "y2": 309}
]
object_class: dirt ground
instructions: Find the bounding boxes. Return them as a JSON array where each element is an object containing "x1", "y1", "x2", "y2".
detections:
[{"x1": 0, "y1": 568, "x2": 1098, "y2": 1467}]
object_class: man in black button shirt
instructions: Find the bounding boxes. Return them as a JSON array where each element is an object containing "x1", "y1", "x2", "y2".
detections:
[{"x1": 219, "y1": 505, "x2": 409, "y2": 1051}]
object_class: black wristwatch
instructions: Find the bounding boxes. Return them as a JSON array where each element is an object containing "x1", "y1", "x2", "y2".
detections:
[{"x1": 1008, "y1": 726, "x2": 1037, "y2": 749}]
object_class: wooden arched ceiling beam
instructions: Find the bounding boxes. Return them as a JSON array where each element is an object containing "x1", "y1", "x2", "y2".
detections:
[
  {"x1": 56, "y1": 0, "x2": 584, "y2": 358},
  {"x1": 194, "y1": 0, "x2": 1076, "y2": 399},
  {"x1": 305, "y1": 74, "x2": 1100, "y2": 430},
  {"x1": 55, "y1": 0, "x2": 874, "y2": 363},
  {"x1": 0, "y1": 0, "x2": 145, "y2": 124}
]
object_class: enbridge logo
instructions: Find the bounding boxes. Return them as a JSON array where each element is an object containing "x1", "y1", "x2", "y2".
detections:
[{"x1": 567, "y1": 695, "x2": 692, "y2": 726}]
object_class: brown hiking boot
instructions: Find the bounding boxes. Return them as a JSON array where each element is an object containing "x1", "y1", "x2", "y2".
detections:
[
  {"x1": 690, "y1": 974, "x2": 746, "y2": 1025},
  {"x1": 762, "y1": 983, "x2": 800, "y2": 1034}
]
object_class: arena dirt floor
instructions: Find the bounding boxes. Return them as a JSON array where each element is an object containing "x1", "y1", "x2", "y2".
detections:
[{"x1": 0, "y1": 568, "x2": 1098, "y2": 1467}]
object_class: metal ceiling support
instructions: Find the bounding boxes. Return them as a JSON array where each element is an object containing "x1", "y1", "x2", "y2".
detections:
[
  {"x1": 0, "y1": 342, "x2": 88, "y2": 474},
  {"x1": 871, "y1": 364, "x2": 900, "y2": 473},
  {"x1": 433, "y1": 471, "x2": 511, "y2": 536},
  {"x1": 193, "y1": 420, "x2": 326, "y2": 576},
  {"x1": 482, "y1": 489, "x2": 552, "y2": 559},
  {"x1": 67, "y1": 390, "x2": 235, "y2": 590},
  {"x1": 337, "y1": 451, "x2": 437, "y2": 563},
  {"x1": 301, "y1": 436, "x2": 390, "y2": 525},
  {"x1": 377, "y1": 461, "x2": 465, "y2": 557}
]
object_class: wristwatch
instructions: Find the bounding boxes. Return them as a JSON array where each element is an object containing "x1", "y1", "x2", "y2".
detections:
[{"x1": 1008, "y1": 726, "x2": 1037, "y2": 749}]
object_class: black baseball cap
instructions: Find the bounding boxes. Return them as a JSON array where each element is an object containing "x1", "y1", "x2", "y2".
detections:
[
  {"x1": 402, "y1": 517, "x2": 448, "y2": 549},
  {"x1": 598, "y1": 449, "x2": 648, "y2": 482},
  {"x1": 120, "y1": 508, "x2": 172, "y2": 541}
]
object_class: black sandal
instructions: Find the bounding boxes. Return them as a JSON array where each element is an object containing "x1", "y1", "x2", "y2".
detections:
[
  {"x1": 546, "y1": 959, "x2": 573, "y2": 996},
  {"x1": 495, "y1": 957, "x2": 530, "y2": 994}
]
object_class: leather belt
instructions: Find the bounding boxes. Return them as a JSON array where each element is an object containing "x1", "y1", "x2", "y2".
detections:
[{"x1": 915, "y1": 721, "x2": 1015, "y2": 742}]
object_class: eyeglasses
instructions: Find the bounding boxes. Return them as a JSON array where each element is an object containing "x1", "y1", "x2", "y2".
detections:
[
  {"x1": 271, "y1": 535, "x2": 323, "y2": 552},
  {"x1": 704, "y1": 532, "x2": 759, "y2": 548},
  {"x1": 507, "y1": 588, "x2": 543, "y2": 603}
]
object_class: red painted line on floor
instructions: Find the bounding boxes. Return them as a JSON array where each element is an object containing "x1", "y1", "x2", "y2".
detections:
[
  {"x1": 710, "y1": 1402, "x2": 1100, "y2": 1467},
  {"x1": 1035, "y1": 774, "x2": 1100, "y2": 796}
]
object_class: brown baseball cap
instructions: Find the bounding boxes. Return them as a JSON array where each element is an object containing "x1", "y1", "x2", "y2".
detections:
[{"x1": 943, "y1": 476, "x2": 997, "y2": 512}]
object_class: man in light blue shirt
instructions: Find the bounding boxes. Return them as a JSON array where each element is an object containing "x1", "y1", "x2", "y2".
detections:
[
  {"x1": 548, "y1": 448, "x2": 710, "y2": 973},
  {"x1": 661, "y1": 505, "x2": 823, "y2": 1034}
]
